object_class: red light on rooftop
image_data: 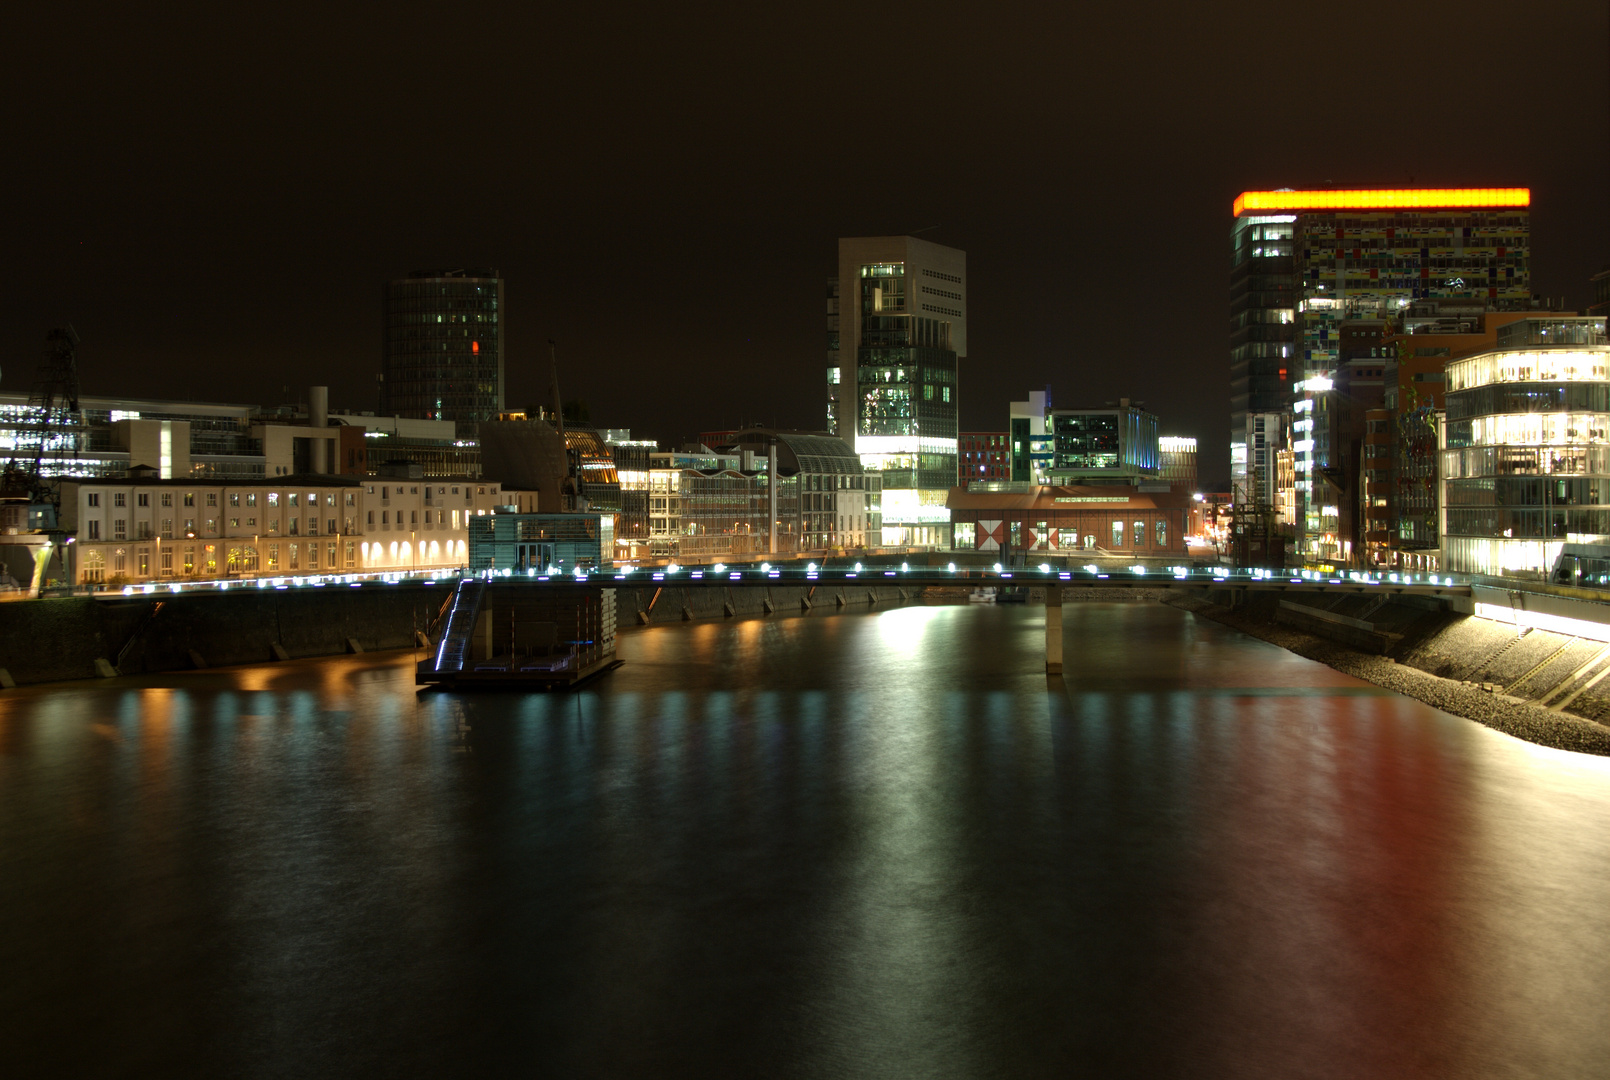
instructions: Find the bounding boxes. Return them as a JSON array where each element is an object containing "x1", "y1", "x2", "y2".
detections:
[{"x1": 1232, "y1": 187, "x2": 1531, "y2": 217}]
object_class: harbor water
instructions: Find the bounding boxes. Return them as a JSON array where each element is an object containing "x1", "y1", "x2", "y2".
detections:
[{"x1": 3, "y1": 602, "x2": 1608, "y2": 1078}]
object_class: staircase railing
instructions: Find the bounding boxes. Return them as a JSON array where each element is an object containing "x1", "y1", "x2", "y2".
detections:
[{"x1": 433, "y1": 579, "x2": 486, "y2": 673}]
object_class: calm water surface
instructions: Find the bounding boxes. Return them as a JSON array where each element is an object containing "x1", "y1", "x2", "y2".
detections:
[{"x1": 3, "y1": 602, "x2": 1608, "y2": 1078}]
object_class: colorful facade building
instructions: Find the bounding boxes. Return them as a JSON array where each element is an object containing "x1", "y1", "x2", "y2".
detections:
[
  {"x1": 959, "y1": 432, "x2": 1011, "y2": 484},
  {"x1": 1231, "y1": 187, "x2": 1533, "y2": 561}
]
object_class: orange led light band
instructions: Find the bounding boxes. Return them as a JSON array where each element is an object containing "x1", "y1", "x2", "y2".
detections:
[{"x1": 1232, "y1": 188, "x2": 1531, "y2": 217}]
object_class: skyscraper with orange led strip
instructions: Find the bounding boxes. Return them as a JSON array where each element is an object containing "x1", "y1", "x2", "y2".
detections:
[{"x1": 1230, "y1": 187, "x2": 1532, "y2": 563}]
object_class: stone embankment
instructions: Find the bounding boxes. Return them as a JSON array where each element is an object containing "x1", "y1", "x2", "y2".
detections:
[
  {"x1": 613, "y1": 583, "x2": 912, "y2": 623},
  {"x1": 1165, "y1": 592, "x2": 1610, "y2": 757},
  {"x1": 0, "y1": 586, "x2": 445, "y2": 686}
]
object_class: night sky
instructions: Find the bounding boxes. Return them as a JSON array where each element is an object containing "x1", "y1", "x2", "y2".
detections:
[{"x1": 8, "y1": 3, "x2": 1608, "y2": 485}]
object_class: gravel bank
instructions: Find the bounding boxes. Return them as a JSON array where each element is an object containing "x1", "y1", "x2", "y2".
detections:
[{"x1": 1163, "y1": 594, "x2": 1610, "y2": 757}]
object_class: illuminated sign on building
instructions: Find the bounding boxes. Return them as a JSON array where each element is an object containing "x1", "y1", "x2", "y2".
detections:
[{"x1": 1232, "y1": 188, "x2": 1530, "y2": 217}]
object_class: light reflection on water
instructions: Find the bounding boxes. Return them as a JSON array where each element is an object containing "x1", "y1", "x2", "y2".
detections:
[{"x1": 0, "y1": 603, "x2": 1608, "y2": 1078}]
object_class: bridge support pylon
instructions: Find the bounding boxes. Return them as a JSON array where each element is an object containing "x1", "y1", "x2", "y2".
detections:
[{"x1": 1045, "y1": 585, "x2": 1063, "y2": 674}]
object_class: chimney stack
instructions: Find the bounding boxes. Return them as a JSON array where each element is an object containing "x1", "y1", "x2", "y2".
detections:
[{"x1": 309, "y1": 386, "x2": 329, "y2": 473}]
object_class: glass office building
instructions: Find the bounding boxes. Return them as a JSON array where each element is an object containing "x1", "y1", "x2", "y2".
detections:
[
  {"x1": 829, "y1": 236, "x2": 966, "y2": 548},
  {"x1": 1046, "y1": 401, "x2": 1160, "y2": 485},
  {"x1": 1229, "y1": 215, "x2": 1297, "y2": 504},
  {"x1": 382, "y1": 269, "x2": 503, "y2": 438},
  {"x1": 1442, "y1": 317, "x2": 1610, "y2": 579}
]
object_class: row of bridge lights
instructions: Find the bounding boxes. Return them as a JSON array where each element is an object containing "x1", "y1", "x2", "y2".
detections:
[
  {"x1": 445, "y1": 564, "x2": 1466, "y2": 585},
  {"x1": 114, "y1": 564, "x2": 1460, "y2": 596}
]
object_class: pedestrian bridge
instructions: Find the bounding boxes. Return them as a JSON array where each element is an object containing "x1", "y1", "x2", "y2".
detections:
[{"x1": 503, "y1": 563, "x2": 1473, "y2": 674}]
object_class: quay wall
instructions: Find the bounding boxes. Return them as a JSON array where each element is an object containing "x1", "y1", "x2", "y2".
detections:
[
  {"x1": 614, "y1": 582, "x2": 917, "y2": 624},
  {"x1": 4, "y1": 578, "x2": 1166, "y2": 688},
  {"x1": 1174, "y1": 586, "x2": 1610, "y2": 754},
  {"x1": 0, "y1": 585, "x2": 448, "y2": 686},
  {"x1": 1, "y1": 581, "x2": 917, "y2": 686}
]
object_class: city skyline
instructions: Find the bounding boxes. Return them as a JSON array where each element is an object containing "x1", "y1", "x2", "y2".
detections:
[{"x1": 6, "y1": 3, "x2": 1609, "y2": 486}]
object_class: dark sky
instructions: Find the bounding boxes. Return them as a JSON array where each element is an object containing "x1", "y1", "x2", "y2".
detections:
[{"x1": 8, "y1": 3, "x2": 1608, "y2": 484}]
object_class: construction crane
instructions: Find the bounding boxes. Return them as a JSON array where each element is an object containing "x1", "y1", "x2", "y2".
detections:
[{"x1": 1, "y1": 326, "x2": 83, "y2": 593}]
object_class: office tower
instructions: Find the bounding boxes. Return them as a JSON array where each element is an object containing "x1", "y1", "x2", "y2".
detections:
[
  {"x1": 827, "y1": 236, "x2": 966, "y2": 547},
  {"x1": 1230, "y1": 188, "x2": 1531, "y2": 562},
  {"x1": 1229, "y1": 212, "x2": 1297, "y2": 504},
  {"x1": 382, "y1": 269, "x2": 504, "y2": 438}
]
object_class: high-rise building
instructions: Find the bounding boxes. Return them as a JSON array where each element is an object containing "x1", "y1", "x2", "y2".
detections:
[
  {"x1": 382, "y1": 269, "x2": 504, "y2": 437},
  {"x1": 827, "y1": 236, "x2": 966, "y2": 547},
  {"x1": 1230, "y1": 187, "x2": 1532, "y2": 561},
  {"x1": 1229, "y1": 212, "x2": 1297, "y2": 501}
]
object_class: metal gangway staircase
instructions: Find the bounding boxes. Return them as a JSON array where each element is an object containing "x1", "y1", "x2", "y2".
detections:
[{"x1": 430, "y1": 579, "x2": 486, "y2": 674}]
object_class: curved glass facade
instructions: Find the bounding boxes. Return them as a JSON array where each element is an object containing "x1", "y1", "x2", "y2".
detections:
[{"x1": 1441, "y1": 319, "x2": 1610, "y2": 578}]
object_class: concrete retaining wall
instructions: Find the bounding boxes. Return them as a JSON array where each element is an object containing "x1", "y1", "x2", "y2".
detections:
[
  {"x1": 613, "y1": 583, "x2": 914, "y2": 624},
  {"x1": 0, "y1": 584, "x2": 449, "y2": 686},
  {"x1": 0, "y1": 581, "x2": 923, "y2": 686},
  {"x1": 1274, "y1": 599, "x2": 1398, "y2": 654}
]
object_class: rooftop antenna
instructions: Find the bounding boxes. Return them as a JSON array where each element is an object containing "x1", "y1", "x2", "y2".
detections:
[{"x1": 548, "y1": 339, "x2": 566, "y2": 442}]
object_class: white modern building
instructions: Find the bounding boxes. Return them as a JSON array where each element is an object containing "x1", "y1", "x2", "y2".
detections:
[
  {"x1": 828, "y1": 235, "x2": 965, "y2": 548},
  {"x1": 1442, "y1": 317, "x2": 1610, "y2": 579}
]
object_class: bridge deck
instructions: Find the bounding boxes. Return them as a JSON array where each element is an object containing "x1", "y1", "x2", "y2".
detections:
[{"x1": 509, "y1": 566, "x2": 1472, "y2": 598}]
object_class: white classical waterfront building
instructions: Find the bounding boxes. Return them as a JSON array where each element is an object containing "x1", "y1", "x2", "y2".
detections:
[{"x1": 60, "y1": 470, "x2": 517, "y2": 586}]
